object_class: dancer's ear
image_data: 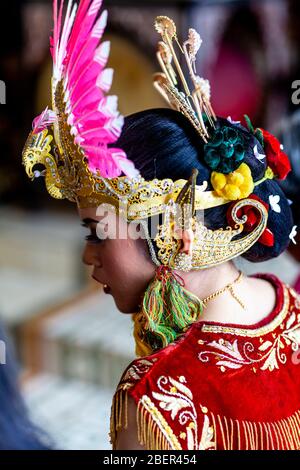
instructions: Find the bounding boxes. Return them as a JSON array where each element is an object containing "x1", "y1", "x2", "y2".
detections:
[{"x1": 178, "y1": 228, "x2": 194, "y2": 255}]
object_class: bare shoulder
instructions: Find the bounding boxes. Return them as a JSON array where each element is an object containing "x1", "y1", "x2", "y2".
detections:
[
  {"x1": 247, "y1": 275, "x2": 277, "y2": 299},
  {"x1": 114, "y1": 396, "x2": 146, "y2": 450},
  {"x1": 244, "y1": 274, "x2": 278, "y2": 319}
]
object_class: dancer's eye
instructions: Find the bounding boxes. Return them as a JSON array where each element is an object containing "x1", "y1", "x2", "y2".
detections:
[
  {"x1": 83, "y1": 227, "x2": 104, "y2": 244},
  {"x1": 84, "y1": 233, "x2": 103, "y2": 244}
]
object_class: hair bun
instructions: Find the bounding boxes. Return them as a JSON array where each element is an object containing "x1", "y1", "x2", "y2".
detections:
[
  {"x1": 115, "y1": 109, "x2": 294, "y2": 264},
  {"x1": 241, "y1": 178, "x2": 293, "y2": 262}
]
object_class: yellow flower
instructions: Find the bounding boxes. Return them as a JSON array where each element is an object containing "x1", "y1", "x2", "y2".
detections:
[{"x1": 211, "y1": 162, "x2": 254, "y2": 200}]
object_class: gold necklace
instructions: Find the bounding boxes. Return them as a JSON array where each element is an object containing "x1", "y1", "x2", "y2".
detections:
[{"x1": 201, "y1": 270, "x2": 245, "y2": 310}]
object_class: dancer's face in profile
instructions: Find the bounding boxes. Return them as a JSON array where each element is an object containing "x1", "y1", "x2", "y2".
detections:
[{"x1": 78, "y1": 205, "x2": 156, "y2": 313}]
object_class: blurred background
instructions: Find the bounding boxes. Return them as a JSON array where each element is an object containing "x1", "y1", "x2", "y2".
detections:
[{"x1": 0, "y1": 0, "x2": 300, "y2": 450}]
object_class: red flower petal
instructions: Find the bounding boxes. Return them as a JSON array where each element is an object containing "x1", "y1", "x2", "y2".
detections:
[
  {"x1": 260, "y1": 128, "x2": 291, "y2": 180},
  {"x1": 258, "y1": 228, "x2": 274, "y2": 247},
  {"x1": 245, "y1": 210, "x2": 257, "y2": 230}
]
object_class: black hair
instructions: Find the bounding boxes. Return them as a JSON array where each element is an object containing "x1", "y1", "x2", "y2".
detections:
[{"x1": 113, "y1": 108, "x2": 293, "y2": 263}]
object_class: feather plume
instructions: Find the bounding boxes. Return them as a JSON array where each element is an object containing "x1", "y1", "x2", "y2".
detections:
[{"x1": 34, "y1": 0, "x2": 139, "y2": 178}]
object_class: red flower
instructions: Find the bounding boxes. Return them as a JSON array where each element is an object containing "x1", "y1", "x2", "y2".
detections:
[
  {"x1": 259, "y1": 128, "x2": 291, "y2": 180},
  {"x1": 226, "y1": 194, "x2": 274, "y2": 247}
]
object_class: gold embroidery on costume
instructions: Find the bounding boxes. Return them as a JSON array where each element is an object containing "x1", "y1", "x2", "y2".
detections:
[
  {"x1": 109, "y1": 357, "x2": 158, "y2": 449},
  {"x1": 138, "y1": 395, "x2": 182, "y2": 449},
  {"x1": 198, "y1": 287, "x2": 300, "y2": 372},
  {"x1": 290, "y1": 287, "x2": 300, "y2": 309},
  {"x1": 122, "y1": 358, "x2": 158, "y2": 382},
  {"x1": 201, "y1": 284, "x2": 290, "y2": 337},
  {"x1": 110, "y1": 370, "x2": 216, "y2": 450},
  {"x1": 199, "y1": 406, "x2": 216, "y2": 450},
  {"x1": 151, "y1": 375, "x2": 215, "y2": 450},
  {"x1": 110, "y1": 363, "x2": 300, "y2": 450}
]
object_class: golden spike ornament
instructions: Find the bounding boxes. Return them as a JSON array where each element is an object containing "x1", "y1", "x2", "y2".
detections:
[{"x1": 153, "y1": 16, "x2": 216, "y2": 143}]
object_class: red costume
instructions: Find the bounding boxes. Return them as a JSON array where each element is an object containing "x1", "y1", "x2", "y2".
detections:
[
  {"x1": 110, "y1": 273, "x2": 300, "y2": 450},
  {"x1": 20, "y1": 1, "x2": 296, "y2": 452}
]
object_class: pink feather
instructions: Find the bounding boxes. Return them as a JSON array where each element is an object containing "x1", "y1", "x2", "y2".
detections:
[
  {"x1": 49, "y1": 0, "x2": 138, "y2": 178},
  {"x1": 32, "y1": 107, "x2": 56, "y2": 134},
  {"x1": 68, "y1": 41, "x2": 110, "y2": 102}
]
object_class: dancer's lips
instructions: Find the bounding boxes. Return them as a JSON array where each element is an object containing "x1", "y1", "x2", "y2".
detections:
[
  {"x1": 103, "y1": 284, "x2": 111, "y2": 294},
  {"x1": 92, "y1": 275, "x2": 111, "y2": 294}
]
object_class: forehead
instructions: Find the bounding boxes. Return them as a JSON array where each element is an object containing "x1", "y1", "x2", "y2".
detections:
[
  {"x1": 78, "y1": 206, "x2": 98, "y2": 221},
  {"x1": 78, "y1": 205, "x2": 126, "y2": 225}
]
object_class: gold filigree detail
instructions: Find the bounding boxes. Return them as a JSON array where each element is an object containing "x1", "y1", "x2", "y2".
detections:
[
  {"x1": 22, "y1": 127, "x2": 232, "y2": 217},
  {"x1": 198, "y1": 288, "x2": 300, "y2": 372},
  {"x1": 122, "y1": 357, "x2": 158, "y2": 383},
  {"x1": 111, "y1": 359, "x2": 300, "y2": 449},
  {"x1": 22, "y1": 79, "x2": 229, "y2": 218},
  {"x1": 201, "y1": 284, "x2": 290, "y2": 337},
  {"x1": 22, "y1": 79, "x2": 96, "y2": 204},
  {"x1": 22, "y1": 129, "x2": 64, "y2": 200},
  {"x1": 150, "y1": 375, "x2": 215, "y2": 450},
  {"x1": 138, "y1": 391, "x2": 300, "y2": 449},
  {"x1": 155, "y1": 197, "x2": 268, "y2": 269},
  {"x1": 110, "y1": 356, "x2": 159, "y2": 448},
  {"x1": 138, "y1": 395, "x2": 182, "y2": 450},
  {"x1": 22, "y1": 13, "x2": 274, "y2": 273}
]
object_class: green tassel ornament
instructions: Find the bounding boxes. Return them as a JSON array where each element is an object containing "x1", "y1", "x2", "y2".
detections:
[{"x1": 133, "y1": 265, "x2": 203, "y2": 357}]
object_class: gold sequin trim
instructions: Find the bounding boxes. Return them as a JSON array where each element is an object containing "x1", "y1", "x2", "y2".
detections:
[
  {"x1": 110, "y1": 382, "x2": 300, "y2": 450},
  {"x1": 201, "y1": 284, "x2": 290, "y2": 338}
]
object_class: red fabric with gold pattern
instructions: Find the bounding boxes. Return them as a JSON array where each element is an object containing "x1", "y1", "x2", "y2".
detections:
[{"x1": 110, "y1": 273, "x2": 300, "y2": 450}]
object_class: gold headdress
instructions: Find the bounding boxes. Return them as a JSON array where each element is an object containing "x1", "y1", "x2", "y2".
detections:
[
  {"x1": 153, "y1": 16, "x2": 216, "y2": 143},
  {"x1": 22, "y1": 2, "x2": 271, "y2": 271}
]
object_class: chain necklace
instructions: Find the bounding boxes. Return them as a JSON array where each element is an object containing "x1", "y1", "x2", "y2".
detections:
[{"x1": 201, "y1": 270, "x2": 245, "y2": 310}]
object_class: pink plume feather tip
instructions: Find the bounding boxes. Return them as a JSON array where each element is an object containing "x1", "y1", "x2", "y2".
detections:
[
  {"x1": 32, "y1": 107, "x2": 57, "y2": 134},
  {"x1": 50, "y1": 0, "x2": 139, "y2": 179}
]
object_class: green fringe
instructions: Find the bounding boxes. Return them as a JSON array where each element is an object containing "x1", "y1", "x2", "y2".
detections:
[{"x1": 141, "y1": 270, "x2": 203, "y2": 353}]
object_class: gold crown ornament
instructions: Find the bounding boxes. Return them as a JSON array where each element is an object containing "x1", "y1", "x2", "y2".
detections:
[
  {"x1": 153, "y1": 169, "x2": 269, "y2": 271},
  {"x1": 22, "y1": 3, "x2": 272, "y2": 271}
]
